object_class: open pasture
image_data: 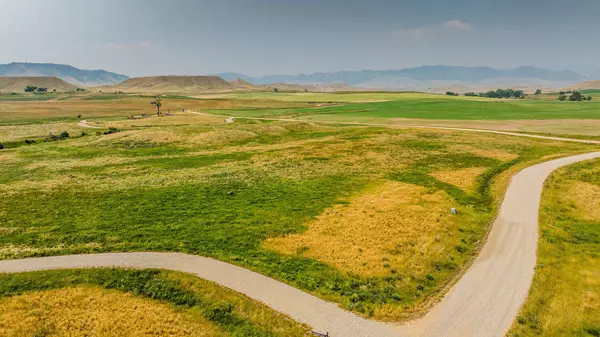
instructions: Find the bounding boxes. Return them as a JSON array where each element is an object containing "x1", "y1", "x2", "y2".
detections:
[{"x1": 1, "y1": 107, "x2": 596, "y2": 320}]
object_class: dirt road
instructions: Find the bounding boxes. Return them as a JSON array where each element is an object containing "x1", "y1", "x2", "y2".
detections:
[{"x1": 77, "y1": 120, "x2": 102, "y2": 128}]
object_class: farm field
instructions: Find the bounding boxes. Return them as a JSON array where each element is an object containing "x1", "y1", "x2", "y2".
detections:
[
  {"x1": 0, "y1": 268, "x2": 308, "y2": 336},
  {"x1": 509, "y1": 159, "x2": 600, "y2": 337},
  {"x1": 3, "y1": 91, "x2": 600, "y2": 137},
  {"x1": 200, "y1": 92, "x2": 600, "y2": 136},
  {"x1": 1, "y1": 97, "x2": 598, "y2": 322},
  {"x1": 210, "y1": 95, "x2": 600, "y2": 120}
]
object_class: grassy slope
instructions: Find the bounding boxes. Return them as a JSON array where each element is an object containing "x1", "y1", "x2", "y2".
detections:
[
  {"x1": 509, "y1": 159, "x2": 600, "y2": 337},
  {"x1": 1, "y1": 117, "x2": 596, "y2": 320},
  {"x1": 0, "y1": 269, "x2": 309, "y2": 336}
]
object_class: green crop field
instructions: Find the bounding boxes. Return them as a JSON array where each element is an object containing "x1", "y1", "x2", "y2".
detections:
[{"x1": 210, "y1": 95, "x2": 600, "y2": 120}]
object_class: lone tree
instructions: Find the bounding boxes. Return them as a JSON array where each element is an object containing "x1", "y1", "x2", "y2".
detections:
[
  {"x1": 535, "y1": 89, "x2": 542, "y2": 95},
  {"x1": 150, "y1": 96, "x2": 162, "y2": 115},
  {"x1": 569, "y1": 91, "x2": 584, "y2": 101}
]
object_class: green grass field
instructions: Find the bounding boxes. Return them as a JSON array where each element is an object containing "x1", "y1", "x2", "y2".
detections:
[
  {"x1": 1, "y1": 109, "x2": 597, "y2": 320},
  {"x1": 211, "y1": 96, "x2": 600, "y2": 120},
  {"x1": 509, "y1": 159, "x2": 600, "y2": 337},
  {"x1": 2, "y1": 90, "x2": 600, "y2": 328}
]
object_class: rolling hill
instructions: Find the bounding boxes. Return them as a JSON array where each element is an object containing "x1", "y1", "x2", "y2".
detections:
[
  {"x1": 0, "y1": 62, "x2": 128, "y2": 86},
  {"x1": 103, "y1": 75, "x2": 241, "y2": 93},
  {"x1": 573, "y1": 80, "x2": 600, "y2": 90},
  {"x1": 0, "y1": 76, "x2": 78, "y2": 92}
]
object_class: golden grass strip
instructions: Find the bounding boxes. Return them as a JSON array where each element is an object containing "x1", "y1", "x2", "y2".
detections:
[
  {"x1": 264, "y1": 181, "x2": 457, "y2": 276},
  {"x1": 0, "y1": 286, "x2": 224, "y2": 336}
]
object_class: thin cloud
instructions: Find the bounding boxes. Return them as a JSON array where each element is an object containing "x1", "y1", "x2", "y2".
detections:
[
  {"x1": 443, "y1": 20, "x2": 474, "y2": 31},
  {"x1": 103, "y1": 41, "x2": 156, "y2": 51},
  {"x1": 393, "y1": 20, "x2": 475, "y2": 40}
]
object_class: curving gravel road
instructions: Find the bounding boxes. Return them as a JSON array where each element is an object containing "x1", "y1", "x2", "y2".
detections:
[
  {"x1": 77, "y1": 120, "x2": 103, "y2": 128},
  {"x1": 3, "y1": 117, "x2": 600, "y2": 336}
]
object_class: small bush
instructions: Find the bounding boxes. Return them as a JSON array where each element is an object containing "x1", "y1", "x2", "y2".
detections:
[
  {"x1": 584, "y1": 326, "x2": 600, "y2": 337},
  {"x1": 204, "y1": 302, "x2": 235, "y2": 325},
  {"x1": 0, "y1": 143, "x2": 4, "y2": 150},
  {"x1": 59, "y1": 131, "x2": 70, "y2": 139},
  {"x1": 103, "y1": 127, "x2": 120, "y2": 135}
]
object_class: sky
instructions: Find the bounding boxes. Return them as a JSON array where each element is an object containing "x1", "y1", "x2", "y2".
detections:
[{"x1": 1, "y1": 0, "x2": 599, "y2": 77}]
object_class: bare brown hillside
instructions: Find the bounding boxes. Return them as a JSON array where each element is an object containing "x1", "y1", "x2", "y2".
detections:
[
  {"x1": 0, "y1": 76, "x2": 78, "y2": 92},
  {"x1": 102, "y1": 75, "x2": 244, "y2": 93},
  {"x1": 573, "y1": 80, "x2": 600, "y2": 90},
  {"x1": 230, "y1": 78, "x2": 256, "y2": 88}
]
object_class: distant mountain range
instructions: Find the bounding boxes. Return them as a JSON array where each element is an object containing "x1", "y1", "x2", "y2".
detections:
[
  {"x1": 218, "y1": 66, "x2": 586, "y2": 85},
  {"x1": 0, "y1": 62, "x2": 129, "y2": 86},
  {"x1": 217, "y1": 66, "x2": 595, "y2": 92},
  {"x1": 1, "y1": 62, "x2": 598, "y2": 92}
]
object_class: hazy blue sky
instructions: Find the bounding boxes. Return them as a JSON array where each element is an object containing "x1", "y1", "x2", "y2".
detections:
[{"x1": 1, "y1": 0, "x2": 599, "y2": 76}]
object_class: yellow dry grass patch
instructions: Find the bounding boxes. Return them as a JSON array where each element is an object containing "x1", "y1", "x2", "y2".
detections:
[
  {"x1": 0, "y1": 286, "x2": 223, "y2": 337},
  {"x1": 451, "y1": 145, "x2": 518, "y2": 161},
  {"x1": 431, "y1": 167, "x2": 487, "y2": 191},
  {"x1": 264, "y1": 181, "x2": 455, "y2": 276},
  {"x1": 110, "y1": 114, "x2": 223, "y2": 128},
  {"x1": 0, "y1": 152, "x2": 18, "y2": 163},
  {"x1": 25, "y1": 155, "x2": 137, "y2": 170},
  {"x1": 188, "y1": 129, "x2": 257, "y2": 146},
  {"x1": 0, "y1": 122, "x2": 85, "y2": 142},
  {"x1": 567, "y1": 181, "x2": 600, "y2": 221}
]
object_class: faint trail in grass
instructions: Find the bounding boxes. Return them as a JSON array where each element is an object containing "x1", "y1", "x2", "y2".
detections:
[
  {"x1": 77, "y1": 120, "x2": 102, "y2": 129},
  {"x1": 190, "y1": 111, "x2": 600, "y2": 145}
]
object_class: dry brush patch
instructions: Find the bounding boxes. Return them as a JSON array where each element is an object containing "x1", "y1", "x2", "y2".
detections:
[
  {"x1": 0, "y1": 286, "x2": 224, "y2": 337},
  {"x1": 566, "y1": 181, "x2": 600, "y2": 221},
  {"x1": 264, "y1": 181, "x2": 460, "y2": 277},
  {"x1": 431, "y1": 167, "x2": 488, "y2": 192},
  {"x1": 0, "y1": 122, "x2": 87, "y2": 142}
]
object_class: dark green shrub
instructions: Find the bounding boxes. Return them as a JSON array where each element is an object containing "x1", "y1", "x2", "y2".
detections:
[
  {"x1": 103, "y1": 127, "x2": 120, "y2": 135},
  {"x1": 204, "y1": 302, "x2": 235, "y2": 324}
]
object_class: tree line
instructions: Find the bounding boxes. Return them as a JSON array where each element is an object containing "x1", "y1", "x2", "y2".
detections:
[
  {"x1": 558, "y1": 91, "x2": 592, "y2": 101},
  {"x1": 463, "y1": 89, "x2": 525, "y2": 99},
  {"x1": 24, "y1": 86, "x2": 55, "y2": 93}
]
